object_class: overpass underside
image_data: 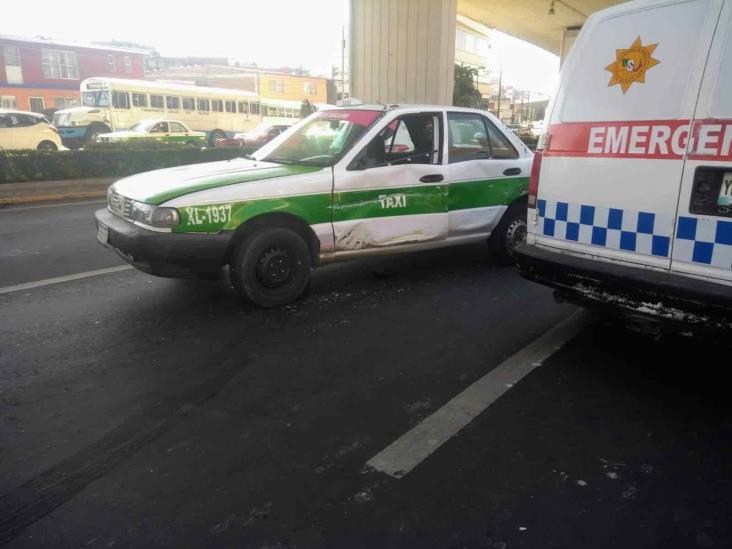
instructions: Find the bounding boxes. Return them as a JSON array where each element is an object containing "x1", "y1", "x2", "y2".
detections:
[{"x1": 349, "y1": 0, "x2": 623, "y2": 105}]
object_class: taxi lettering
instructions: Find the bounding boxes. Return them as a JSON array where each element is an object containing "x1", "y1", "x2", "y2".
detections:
[{"x1": 378, "y1": 193, "x2": 407, "y2": 209}]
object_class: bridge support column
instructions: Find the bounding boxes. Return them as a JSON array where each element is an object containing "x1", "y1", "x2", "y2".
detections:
[{"x1": 350, "y1": 0, "x2": 457, "y2": 105}]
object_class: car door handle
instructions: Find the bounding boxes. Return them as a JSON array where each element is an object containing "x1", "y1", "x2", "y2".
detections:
[
  {"x1": 503, "y1": 167, "x2": 522, "y2": 176},
  {"x1": 419, "y1": 174, "x2": 444, "y2": 183}
]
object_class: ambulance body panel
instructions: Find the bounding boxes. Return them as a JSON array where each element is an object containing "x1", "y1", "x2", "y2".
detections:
[{"x1": 517, "y1": 0, "x2": 732, "y2": 325}]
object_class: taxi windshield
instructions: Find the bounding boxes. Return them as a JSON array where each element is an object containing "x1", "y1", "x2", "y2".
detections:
[
  {"x1": 259, "y1": 109, "x2": 383, "y2": 167},
  {"x1": 128, "y1": 120, "x2": 156, "y2": 133}
]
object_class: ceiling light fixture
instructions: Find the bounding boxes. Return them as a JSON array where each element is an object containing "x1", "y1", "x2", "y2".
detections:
[{"x1": 548, "y1": 1, "x2": 556, "y2": 15}]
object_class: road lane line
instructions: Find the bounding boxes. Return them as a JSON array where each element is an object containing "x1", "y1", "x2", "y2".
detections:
[
  {"x1": 0, "y1": 265, "x2": 133, "y2": 296},
  {"x1": 366, "y1": 311, "x2": 589, "y2": 479},
  {"x1": 0, "y1": 200, "x2": 106, "y2": 212}
]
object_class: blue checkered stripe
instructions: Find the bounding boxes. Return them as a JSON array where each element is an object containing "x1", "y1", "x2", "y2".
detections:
[
  {"x1": 674, "y1": 216, "x2": 732, "y2": 269},
  {"x1": 537, "y1": 200, "x2": 674, "y2": 258}
]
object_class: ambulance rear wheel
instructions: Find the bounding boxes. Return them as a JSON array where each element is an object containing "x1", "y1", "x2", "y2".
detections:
[
  {"x1": 488, "y1": 202, "x2": 527, "y2": 265},
  {"x1": 230, "y1": 227, "x2": 312, "y2": 307}
]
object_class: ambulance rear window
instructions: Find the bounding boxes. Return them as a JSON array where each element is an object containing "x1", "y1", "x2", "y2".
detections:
[{"x1": 560, "y1": 0, "x2": 710, "y2": 123}]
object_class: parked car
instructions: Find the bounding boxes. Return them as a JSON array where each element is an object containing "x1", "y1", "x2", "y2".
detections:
[
  {"x1": 0, "y1": 109, "x2": 62, "y2": 151},
  {"x1": 96, "y1": 119, "x2": 206, "y2": 146},
  {"x1": 217, "y1": 123, "x2": 292, "y2": 148},
  {"x1": 516, "y1": 0, "x2": 732, "y2": 328},
  {"x1": 95, "y1": 104, "x2": 532, "y2": 307}
]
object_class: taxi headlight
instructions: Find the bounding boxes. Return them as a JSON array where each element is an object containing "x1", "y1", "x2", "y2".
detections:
[{"x1": 131, "y1": 202, "x2": 180, "y2": 227}]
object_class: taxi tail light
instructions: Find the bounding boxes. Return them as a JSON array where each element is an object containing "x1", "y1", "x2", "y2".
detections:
[{"x1": 528, "y1": 148, "x2": 543, "y2": 209}]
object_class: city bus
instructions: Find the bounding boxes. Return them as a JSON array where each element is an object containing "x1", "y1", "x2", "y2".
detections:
[{"x1": 53, "y1": 77, "x2": 307, "y2": 148}]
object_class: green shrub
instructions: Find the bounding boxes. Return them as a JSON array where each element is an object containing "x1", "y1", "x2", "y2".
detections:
[{"x1": 0, "y1": 147, "x2": 257, "y2": 184}]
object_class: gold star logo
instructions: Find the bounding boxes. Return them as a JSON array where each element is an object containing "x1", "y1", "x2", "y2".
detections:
[{"x1": 605, "y1": 36, "x2": 660, "y2": 94}]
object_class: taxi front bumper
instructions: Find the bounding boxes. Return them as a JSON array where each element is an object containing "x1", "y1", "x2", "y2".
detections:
[
  {"x1": 515, "y1": 243, "x2": 732, "y2": 327},
  {"x1": 95, "y1": 208, "x2": 232, "y2": 279}
]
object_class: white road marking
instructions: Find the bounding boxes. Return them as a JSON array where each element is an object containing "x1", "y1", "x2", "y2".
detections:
[
  {"x1": 0, "y1": 200, "x2": 106, "y2": 213},
  {"x1": 366, "y1": 311, "x2": 589, "y2": 478},
  {"x1": 0, "y1": 265, "x2": 133, "y2": 296}
]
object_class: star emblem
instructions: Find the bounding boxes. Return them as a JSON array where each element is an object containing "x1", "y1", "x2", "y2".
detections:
[{"x1": 605, "y1": 36, "x2": 660, "y2": 94}]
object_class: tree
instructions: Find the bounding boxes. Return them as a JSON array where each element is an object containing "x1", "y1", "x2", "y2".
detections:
[{"x1": 453, "y1": 64, "x2": 481, "y2": 107}]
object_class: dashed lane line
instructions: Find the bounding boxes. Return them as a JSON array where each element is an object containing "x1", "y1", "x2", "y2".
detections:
[
  {"x1": 0, "y1": 265, "x2": 133, "y2": 296},
  {"x1": 365, "y1": 310, "x2": 589, "y2": 479}
]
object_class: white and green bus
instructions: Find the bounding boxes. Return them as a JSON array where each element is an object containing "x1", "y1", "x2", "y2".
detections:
[{"x1": 53, "y1": 77, "x2": 307, "y2": 148}]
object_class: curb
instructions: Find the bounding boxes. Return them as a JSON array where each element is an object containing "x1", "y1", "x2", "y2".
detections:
[{"x1": 0, "y1": 191, "x2": 107, "y2": 206}]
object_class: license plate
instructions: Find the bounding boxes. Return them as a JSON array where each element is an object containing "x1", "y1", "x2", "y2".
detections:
[
  {"x1": 97, "y1": 223, "x2": 109, "y2": 244},
  {"x1": 719, "y1": 172, "x2": 732, "y2": 207}
]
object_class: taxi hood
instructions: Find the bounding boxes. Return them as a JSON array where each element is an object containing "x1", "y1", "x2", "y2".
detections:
[{"x1": 111, "y1": 158, "x2": 322, "y2": 205}]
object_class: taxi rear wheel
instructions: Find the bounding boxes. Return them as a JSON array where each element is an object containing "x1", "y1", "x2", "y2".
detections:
[
  {"x1": 230, "y1": 227, "x2": 312, "y2": 307},
  {"x1": 487, "y1": 202, "x2": 527, "y2": 265}
]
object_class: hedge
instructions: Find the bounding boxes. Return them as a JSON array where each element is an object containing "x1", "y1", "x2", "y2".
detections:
[{"x1": 0, "y1": 146, "x2": 257, "y2": 184}]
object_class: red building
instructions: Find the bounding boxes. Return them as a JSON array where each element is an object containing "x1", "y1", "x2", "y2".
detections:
[{"x1": 0, "y1": 34, "x2": 146, "y2": 114}]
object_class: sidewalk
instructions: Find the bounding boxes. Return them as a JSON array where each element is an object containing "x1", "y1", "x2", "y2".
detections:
[{"x1": 0, "y1": 178, "x2": 116, "y2": 206}]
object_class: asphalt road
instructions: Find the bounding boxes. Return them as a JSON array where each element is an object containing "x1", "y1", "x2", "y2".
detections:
[{"x1": 0, "y1": 200, "x2": 730, "y2": 548}]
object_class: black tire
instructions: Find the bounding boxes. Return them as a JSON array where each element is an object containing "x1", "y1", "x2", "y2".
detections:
[
  {"x1": 37, "y1": 140, "x2": 57, "y2": 151},
  {"x1": 487, "y1": 202, "x2": 528, "y2": 265},
  {"x1": 85, "y1": 123, "x2": 110, "y2": 145},
  {"x1": 209, "y1": 129, "x2": 225, "y2": 147},
  {"x1": 230, "y1": 227, "x2": 312, "y2": 307}
]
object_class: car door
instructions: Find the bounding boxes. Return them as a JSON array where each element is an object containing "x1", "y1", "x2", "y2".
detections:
[
  {"x1": 11, "y1": 113, "x2": 39, "y2": 149},
  {"x1": 169, "y1": 121, "x2": 188, "y2": 142},
  {"x1": 444, "y1": 111, "x2": 526, "y2": 238},
  {"x1": 0, "y1": 113, "x2": 14, "y2": 149},
  {"x1": 671, "y1": 2, "x2": 732, "y2": 284},
  {"x1": 331, "y1": 111, "x2": 448, "y2": 251}
]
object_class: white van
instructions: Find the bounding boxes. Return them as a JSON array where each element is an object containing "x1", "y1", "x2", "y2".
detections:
[{"x1": 516, "y1": 0, "x2": 732, "y2": 326}]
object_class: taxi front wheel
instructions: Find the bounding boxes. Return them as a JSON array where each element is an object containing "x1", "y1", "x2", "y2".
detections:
[
  {"x1": 487, "y1": 202, "x2": 527, "y2": 265},
  {"x1": 230, "y1": 227, "x2": 312, "y2": 307}
]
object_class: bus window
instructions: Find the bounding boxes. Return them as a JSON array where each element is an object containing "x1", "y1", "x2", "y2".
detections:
[
  {"x1": 212, "y1": 99, "x2": 223, "y2": 112},
  {"x1": 198, "y1": 99, "x2": 210, "y2": 111},
  {"x1": 278, "y1": 107, "x2": 286, "y2": 118},
  {"x1": 182, "y1": 97, "x2": 195, "y2": 111},
  {"x1": 150, "y1": 95, "x2": 164, "y2": 109},
  {"x1": 250, "y1": 102, "x2": 260, "y2": 115},
  {"x1": 166, "y1": 96, "x2": 181, "y2": 110},
  {"x1": 237, "y1": 102, "x2": 249, "y2": 115},
  {"x1": 132, "y1": 93, "x2": 148, "y2": 108},
  {"x1": 225, "y1": 101, "x2": 236, "y2": 113},
  {"x1": 112, "y1": 91, "x2": 130, "y2": 109}
]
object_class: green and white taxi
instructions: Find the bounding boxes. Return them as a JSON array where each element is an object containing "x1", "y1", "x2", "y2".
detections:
[
  {"x1": 95, "y1": 105, "x2": 532, "y2": 306},
  {"x1": 96, "y1": 119, "x2": 206, "y2": 146}
]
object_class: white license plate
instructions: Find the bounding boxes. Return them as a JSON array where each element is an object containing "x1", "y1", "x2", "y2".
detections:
[
  {"x1": 97, "y1": 223, "x2": 109, "y2": 244},
  {"x1": 719, "y1": 172, "x2": 732, "y2": 206}
]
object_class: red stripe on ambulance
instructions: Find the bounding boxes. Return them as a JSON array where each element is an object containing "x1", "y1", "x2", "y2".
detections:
[{"x1": 545, "y1": 119, "x2": 732, "y2": 161}]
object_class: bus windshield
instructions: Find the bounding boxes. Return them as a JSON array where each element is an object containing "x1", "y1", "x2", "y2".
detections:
[
  {"x1": 82, "y1": 91, "x2": 110, "y2": 107},
  {"x1": 259, "y1": 109, "x2": 383, "y2": 167}
]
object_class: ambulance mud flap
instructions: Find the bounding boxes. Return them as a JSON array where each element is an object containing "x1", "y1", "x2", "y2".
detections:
[{"x1": 515, "y1": 244, "x2": 732, "y2": 330}]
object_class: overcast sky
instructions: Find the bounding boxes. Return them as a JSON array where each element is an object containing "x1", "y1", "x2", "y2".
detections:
[{"x1": 4, "y1": 0, "x2": 558, "y2": 94}]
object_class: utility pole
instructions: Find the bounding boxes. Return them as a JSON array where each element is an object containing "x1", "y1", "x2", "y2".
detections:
[
  {"x1": 341, "y1": 26, "x2": 346, "y2": 100},
  {"x1": 495, "y1": 67, "x2": 503, "y2": 121}
]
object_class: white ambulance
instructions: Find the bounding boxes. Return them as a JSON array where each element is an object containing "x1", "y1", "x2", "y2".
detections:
[{"x1": 516, "y1": 0, "x2": 732, "y2": 326}]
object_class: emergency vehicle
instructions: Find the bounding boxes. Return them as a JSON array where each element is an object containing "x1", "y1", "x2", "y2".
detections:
[
  {"x1": 95, "y1": 105, "x2": 532, "y2": 307},
  {"x1": 516, "y1": 0, "x2": 732, "y2": 327}
]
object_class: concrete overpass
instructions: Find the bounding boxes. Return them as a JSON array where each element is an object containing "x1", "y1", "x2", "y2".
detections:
[{"x1": 349, "y1": 0, "x2": 624, "y2": 105}]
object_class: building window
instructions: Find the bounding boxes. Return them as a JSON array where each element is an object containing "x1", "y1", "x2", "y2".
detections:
[
  {"x1": 132, "y1": 93, "x2": 148, "y2": 107},
  {"x1": 166, "y1": 96, "x2": 181, "y2": 110},
  {"x1": 124, "y1": 56, "x2": 132, "y2": 73},
  {"x1": 1, "y1": 95, "x2": 17, "y2": 109},
  {"x1": 237, "y1": 101, "x2": 249, "y2": 114},
  {"x1": 150, "y1": 95, "x2": 164, "y2": 109},
  {"x1": 304, "y1": 82, "x2": 317, "y2": 96},
  {"x1": 197, "y1": 99, "x2": 209, "y2": 111},
  {"x1": 108, "y1": 55, "x2": 116, "y2": 72},
  {"x1": 182, "y1": 97, "x2": 195, "y2": 111},
  {"x1": 225, "y1": 100, "x2": 236, "y2": 113},
  {"x1": 268, "y1": 79, "x2": 284, "y2": 93},
  {"x1": 211, "y1": 99, "x2": 223, "y2": 112},
  {"x1": 41, "y1": 50, "x2": 79, "y2": 80},
  {"x1": 28, "y1": 97, "x2": 45, "y2": 113},
  {"x1": 53, "y1": 97, "x2": 80, "y2": 108},
  {"x1": 2, "y1": 46, "x2": 20, "y2": 66}
]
